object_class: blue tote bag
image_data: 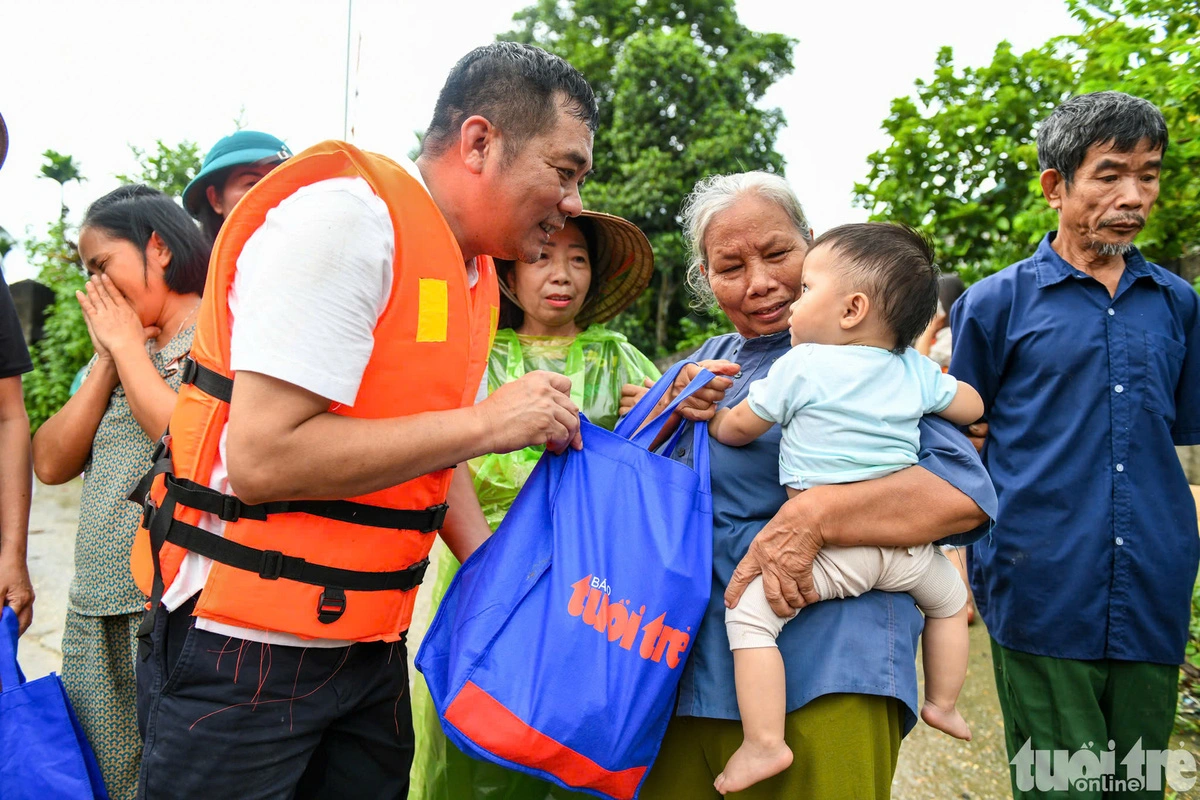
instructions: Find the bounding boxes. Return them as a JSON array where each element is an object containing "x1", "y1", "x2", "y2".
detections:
[
  {"x1": 0, "y1": 606, "x2": 108, "y2": 799},
  {"x1": 416, "y1": 361, "x2": 715, "y2": 800}
]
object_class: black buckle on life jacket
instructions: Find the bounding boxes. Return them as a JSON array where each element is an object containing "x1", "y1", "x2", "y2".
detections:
[
  {"x1": 424, "y1": 503, "x2": 449, "y2": 533},
  {"x1": 317, "y1": 587, "x2": 346, "y2": 624},
  {"x1": 259, "y1": 550, "x2": 285, "y2": 580},
  {"x1": 220, "y1": 495, "x2": 244, "y2": 523},
  {"x1": 142, "y1": 497, "x2": 156, "y2": 529},
  {"x1": 179, "y1": 357, "x2": 198, "y2": 386}
]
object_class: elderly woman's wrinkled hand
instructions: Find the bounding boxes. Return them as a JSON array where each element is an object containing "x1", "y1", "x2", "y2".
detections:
[
  {"x1": 662, "y1": 360, "x2": 738, "y2": 422},
  {"x1": 724, "y1": 487, "x2": 827, "y2": 616}
]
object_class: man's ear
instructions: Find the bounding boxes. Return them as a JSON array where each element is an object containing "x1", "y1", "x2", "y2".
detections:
[
  {"x1": 841, "y1": 292, "x2": 870, "y2": 330},
  {"x1": 1040, "y1": 168, "x2": 1065, "y2": 211},
  {"x1": 459, "y1": 115, "x2": 496, "y2": 175}
]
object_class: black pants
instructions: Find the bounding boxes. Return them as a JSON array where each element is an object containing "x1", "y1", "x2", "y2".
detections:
[{"x1": 135, "y1": 599, "x2": 413, "y2": 799}]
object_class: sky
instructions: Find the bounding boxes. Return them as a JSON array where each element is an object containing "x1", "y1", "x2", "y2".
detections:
[{"x1": 0, "y1": 0, "x2": 1081, "y2": 283}]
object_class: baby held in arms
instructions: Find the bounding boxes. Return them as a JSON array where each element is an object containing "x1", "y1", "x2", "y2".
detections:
[{"x1": 707, "y1": 223, "x2": 984, "y2": 794}]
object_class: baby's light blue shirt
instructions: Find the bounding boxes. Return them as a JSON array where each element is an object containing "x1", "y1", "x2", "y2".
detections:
[{"x1": 747, "y1": 343, "x2": 959, "y2": 489}]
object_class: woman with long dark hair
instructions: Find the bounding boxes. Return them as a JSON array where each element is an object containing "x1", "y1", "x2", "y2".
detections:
[{"x1": 32, "y1": 185, "x2": 211, "y2": 799}]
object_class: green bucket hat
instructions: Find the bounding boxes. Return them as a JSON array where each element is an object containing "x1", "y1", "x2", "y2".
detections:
[{"x1": 183, "y1": 130, "x2": 292, "y2": 216}]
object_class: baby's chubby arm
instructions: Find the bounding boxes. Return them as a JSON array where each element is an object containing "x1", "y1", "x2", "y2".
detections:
[
  {"x1": 937, "y1": 381, "x2": 984, "y2": 426},
  {"x1": 709, "y1": 400, "x2": 775, "y2": 447}
]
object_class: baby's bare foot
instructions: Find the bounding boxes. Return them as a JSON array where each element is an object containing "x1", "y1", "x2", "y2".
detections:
[
  {"x1": 922, "y1": 700, "x2": 972, "y2": 741},
  {"x1": 713, "y1": 740, "x2": 793, "y2": 795}
]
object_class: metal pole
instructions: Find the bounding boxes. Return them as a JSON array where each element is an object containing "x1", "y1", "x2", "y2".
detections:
[{"x1": 343, "y1": 0, "x2": 353, "y2": 140}]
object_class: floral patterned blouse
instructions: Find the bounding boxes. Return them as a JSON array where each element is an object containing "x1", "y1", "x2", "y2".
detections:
[{"x1": 68, "y1": 326, "x2": 195, "y2": 617}]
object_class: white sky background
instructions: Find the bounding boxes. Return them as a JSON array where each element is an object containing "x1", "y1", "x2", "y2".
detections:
[{"x1": 0, "y1": 0, "x2": 1080, "y2": 282}]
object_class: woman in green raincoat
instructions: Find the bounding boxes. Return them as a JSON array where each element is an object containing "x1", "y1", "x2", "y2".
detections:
[{"x1": 411, "y1": 211, "x2": 660, "y2": 800}]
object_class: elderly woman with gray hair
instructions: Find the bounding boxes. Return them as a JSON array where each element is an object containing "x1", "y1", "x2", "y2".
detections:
[{"x1": 637, "y1": 172, "x2": 996, "y2": 799}]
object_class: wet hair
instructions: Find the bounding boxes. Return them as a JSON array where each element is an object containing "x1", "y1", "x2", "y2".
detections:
[
  {"x1": 422, "y1": 42, "x2": 599, "y2": 164},
  {"x1": 1037, "y1": 91, "x2": 1168, "y2": 186},
  {"x1": 938, "y1": 273, "x2": 966, "y2": 315},
  {"x1": 82, "y1": 184, "x2": 211, "y2": 295},
  {"x1": 497, "y1": 217, "x2": 600, "y2": 331},
  {"x1": 808, "y1": 223, "x2": 939, "y2": 354},
  {"x1": 681, "y1": 172, "x2": 813, "y2": 311}
]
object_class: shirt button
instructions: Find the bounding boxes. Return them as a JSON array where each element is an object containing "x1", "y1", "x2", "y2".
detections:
[
  {"x1": 1115, "y1": 537, "x2": 1124, "y2": 546},
  {"x1": 734, "y1": 371, "x2": 743, "y2": 379},
  {"x1": 674, "y1": 447, "x2": 687, "y2": 458},
  {"x1": 1116, "y1": 463, "x2": 1125, "y2": 472},
  {"x1": 1107, "y1": 308, "x2": 1115, "y2": 316},
  {"x1": 1114, "y1": 384, "x2": 1124, "y2": 393}
]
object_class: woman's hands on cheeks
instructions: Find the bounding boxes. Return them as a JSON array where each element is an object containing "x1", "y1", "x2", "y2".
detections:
[
  {"x1": 724, "y1": 486, "x2": 829, "y2": 616},
  {"x1": 76, "y1": 274, "x2": 159, "y2": 361}
]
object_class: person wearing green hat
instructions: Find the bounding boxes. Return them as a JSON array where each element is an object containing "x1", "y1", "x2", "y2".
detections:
[{"x1": 183, "y1": 130, "x2": 292, "y2": 242}]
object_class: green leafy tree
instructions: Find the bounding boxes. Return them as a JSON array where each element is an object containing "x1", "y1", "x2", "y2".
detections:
[
  {"x1": 116, "y1": 139, "x2": 203, "y2": 198},
  {"x1": 38, "y1": 149, "x2": 84, "y2": 223},
  {"x1": 503, "y1": 0, "x2": 794, "y2": 355},
  {"x1": 22, "y1": 159, "x2": 88, "y2": 430},
  {"x1": 854, "y1": 0, "x2": 1200, "y2": 284}
]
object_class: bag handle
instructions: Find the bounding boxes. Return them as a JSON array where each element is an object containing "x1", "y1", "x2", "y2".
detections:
[
  {"x1": 0, "y1": 605, "x2": 25, "y2": 691},
  {"x1": 625, "y1": 366, "x2": 717, "y2": 451},
  {"x1": 613, "y1": 360, "x2": 688, "y2": 438}
]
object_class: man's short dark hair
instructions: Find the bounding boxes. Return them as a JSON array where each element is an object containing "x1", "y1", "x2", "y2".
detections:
[
  {"x1": 809, "y1": 222, "x2": 939, "y2": 354},
  {"x1": 1037, "y1": 91, "x2": 1168, "y2": 186},
  {"x1": 422, "y1": 42, "x2": 599, "y2": 162}
]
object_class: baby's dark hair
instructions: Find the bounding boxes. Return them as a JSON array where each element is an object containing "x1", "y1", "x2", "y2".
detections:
[{"x1": 808, "y1": 222, "x2": 939, "y2": 354}]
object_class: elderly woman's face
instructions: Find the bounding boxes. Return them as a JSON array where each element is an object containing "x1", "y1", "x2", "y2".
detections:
[{"x1": 703, "y1": 194, "x2": 808, "y2": 338}]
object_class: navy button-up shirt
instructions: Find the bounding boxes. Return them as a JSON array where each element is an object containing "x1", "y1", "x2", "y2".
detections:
[
  {"x1": 950, "y1": 233, "x2": 1200, "y2": 664},
  {"x1": 673, "y1": 330, "x2": 997, "y2": 733}
]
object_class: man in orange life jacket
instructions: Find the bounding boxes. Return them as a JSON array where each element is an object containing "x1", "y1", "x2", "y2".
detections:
[{"x1": 133, "y1": 43, "x2": 595, "y2": 799}]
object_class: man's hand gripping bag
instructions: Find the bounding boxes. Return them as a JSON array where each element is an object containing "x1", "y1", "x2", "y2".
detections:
[{"x1": 416, "y1": 362, "x2": 715, "y2": 800}]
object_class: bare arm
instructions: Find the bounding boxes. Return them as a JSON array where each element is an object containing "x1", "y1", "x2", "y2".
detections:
[
  {"x1": 725, "y1": 465, "x2": 988, "y2": 616},
  {"x1": 107, "y1": 341, "x2": 181, "y2": 441},
  {"x1": 438, "y1": 464, "x2": 492, "y2": 563},
  {"x1": 226, "y1": 369, "x2": 581, "y2": 505},
  {"x1": 32, "y1": 358, "x2": 118, "y2": 485},
  {"x1": 937, "y1": 381, "x2": 985, "y2": 426},
  {"x1": 0, "y1": 376, "x2": 34, "y2": 634},
  {"x1": 709, "y1": 400, "x2": 774, "y2": 447}
]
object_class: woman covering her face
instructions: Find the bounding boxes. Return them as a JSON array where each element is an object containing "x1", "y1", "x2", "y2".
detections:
[
  {"x1": 410, "y1": 211, "x2": 660, "y2": 800},
  {"x1": 32, "y1": 185, "x2": 211, "y2": 799}
]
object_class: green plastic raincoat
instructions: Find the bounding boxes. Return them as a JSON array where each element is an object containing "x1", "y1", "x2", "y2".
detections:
[{"x1": 410, "y1": 325, "x2": 659, "y2": 800}]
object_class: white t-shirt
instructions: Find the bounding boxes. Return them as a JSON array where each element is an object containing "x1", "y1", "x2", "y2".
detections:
[
  {"x1": 161, "y1": 160, "x2": 480, "y2": 647},
  {"x1": 746, "y1": 343, "x2": 959, "y2": 491}
]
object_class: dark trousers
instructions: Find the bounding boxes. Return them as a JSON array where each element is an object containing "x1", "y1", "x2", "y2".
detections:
[
  {"x1": 991, "y1": 637, "x2": 1180, "y2": 800},
  {"x1": 135, "y1": 599, "x2": 413, "y2": 799}
]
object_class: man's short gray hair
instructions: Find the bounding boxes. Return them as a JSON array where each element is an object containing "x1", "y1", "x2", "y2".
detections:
[
  {"x1": 681, "y1": 172, "x2": 813, "y2": 311},
  {"x1": 1037, "y1": 91, "x2": 1168, "y2": 186}
]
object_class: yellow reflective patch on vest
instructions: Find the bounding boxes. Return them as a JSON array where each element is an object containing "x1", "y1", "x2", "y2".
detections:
[
  {"x1": 488, "y1": 304, "x2": 499, "y2": 351},
  {"x1": 416, "y1": 279, "x2": 449, "y2": 342}
]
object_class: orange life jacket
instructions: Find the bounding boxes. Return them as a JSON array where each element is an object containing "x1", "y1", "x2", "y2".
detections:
[{"x1": 131, "y1": 141, "x2": 499, "y2": 643}]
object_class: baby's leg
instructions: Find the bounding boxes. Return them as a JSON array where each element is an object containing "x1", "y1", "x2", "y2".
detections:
[
  {"x1": 717, "y1": 576, "x2": 795, "y2": 794},
  {"x1": 889, "y1": 546, "x2": 972, "y2": 740}
]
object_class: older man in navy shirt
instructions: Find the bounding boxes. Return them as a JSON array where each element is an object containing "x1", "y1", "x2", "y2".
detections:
[{"x1": 951, "y1": 91, "x2": 1199, "y2": 798}]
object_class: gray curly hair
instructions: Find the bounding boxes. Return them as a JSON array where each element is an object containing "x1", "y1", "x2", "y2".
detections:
[{"x1": 680, "y1": 172, "x2": 814, "y2": 311}]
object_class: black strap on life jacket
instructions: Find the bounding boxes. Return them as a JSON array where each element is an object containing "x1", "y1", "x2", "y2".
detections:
[{"x1": 179, "y1": 357, "x2": 233, "y2": 403}]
